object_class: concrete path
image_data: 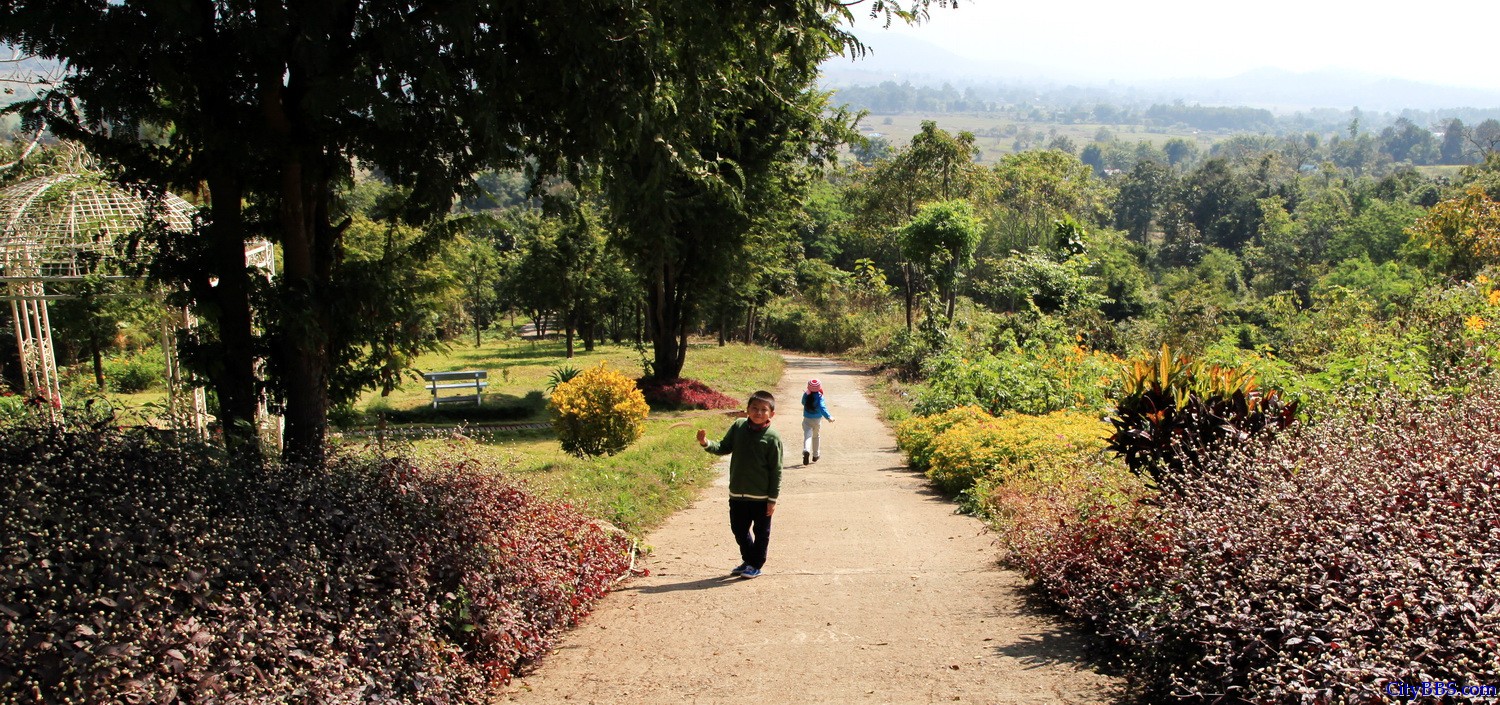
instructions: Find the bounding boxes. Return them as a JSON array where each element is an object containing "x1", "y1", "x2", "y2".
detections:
[{"x1": 500, "y1": 355, "x2": 1119, "y2": 704}]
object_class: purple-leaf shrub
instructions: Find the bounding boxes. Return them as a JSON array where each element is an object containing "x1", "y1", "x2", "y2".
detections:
[
  {"x1": 1002, "y1": 380, "x2": 1500, "y2": 702},
  {"x1": 636, "y1": 377, "x2": 739, "y2": 410},
  {"x1": 0, "y1": 422, "x2": 632, "y2": 703}
]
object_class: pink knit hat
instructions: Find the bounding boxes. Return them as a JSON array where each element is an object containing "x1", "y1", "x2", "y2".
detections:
[{"x1": 806, "y1": 379, "x2": 822, "y2": 393}]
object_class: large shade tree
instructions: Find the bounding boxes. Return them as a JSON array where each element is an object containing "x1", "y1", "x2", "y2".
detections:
[
  {"x1": 2, "y1": 0, "x2": 941, "y2": 461},
  {"x1": 598, "y1": 4, "x2": 876, "y2": 382}
]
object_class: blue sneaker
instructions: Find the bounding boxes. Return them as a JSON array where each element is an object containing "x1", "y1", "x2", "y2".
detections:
[
  {"x1": 739, "y1": 566, "x2": 762, "y2": 579},
  {"x1": 730, "y1": 563, "x2": 749, "y2": 575}
]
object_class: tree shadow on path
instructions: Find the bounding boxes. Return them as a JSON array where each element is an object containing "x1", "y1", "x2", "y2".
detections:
[
  {"x1": 989, "y1": 584, "x2": 1142, "y2": 702},
  {"x1": 626, "y1": 575, "x2": 746, "y2": 594}
]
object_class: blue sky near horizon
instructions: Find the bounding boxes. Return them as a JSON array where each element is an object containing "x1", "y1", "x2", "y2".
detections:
[{"x1": 840, "y1": 1, "x2": 1500, "y2": 92}]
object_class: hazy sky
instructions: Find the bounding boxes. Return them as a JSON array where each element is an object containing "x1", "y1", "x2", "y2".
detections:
[{"x1": 844, "y1": 1, "x2": 1500, "y2": 91}]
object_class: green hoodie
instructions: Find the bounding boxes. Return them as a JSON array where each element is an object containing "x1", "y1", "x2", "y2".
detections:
[{"x1": 705, "y1": 418, "x2": 783, "y2": 502}]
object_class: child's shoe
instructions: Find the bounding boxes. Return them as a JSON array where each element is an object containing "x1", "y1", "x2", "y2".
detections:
[
  {"x1": 802, "y1": 451, "x2": 810, "y2": 465},
  {"x1": 812, "y1": 455, "x2": 819, "y2": 463},
  {"x1": 730, "y1": 563, "x2": 749, "y2": 576},
  {"x1": 739, "y1": 566, "x2": 762, "y2": 579}
]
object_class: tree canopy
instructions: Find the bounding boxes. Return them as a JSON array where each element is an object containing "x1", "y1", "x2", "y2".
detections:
[{"x1": 1, "y1": 0, "x2": 940, "y2": 461}]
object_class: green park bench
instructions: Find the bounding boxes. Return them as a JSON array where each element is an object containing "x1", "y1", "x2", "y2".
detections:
[{"x1": 422, "y1": 370, "x2": 488, "y2": 408}]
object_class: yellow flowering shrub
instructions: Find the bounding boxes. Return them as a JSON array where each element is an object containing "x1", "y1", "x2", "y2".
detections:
[
  {"x1": 894, "y1": 405, "x2": 992, "y2": 472},
  {"x1": 549, "y1": 363, "x2": 650, "y2": 457},
  {"x1": 924, "y1": 410, "x2": 1110, "y2": 494}
]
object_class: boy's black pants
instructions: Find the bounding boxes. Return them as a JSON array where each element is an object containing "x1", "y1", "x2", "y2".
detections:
[{"x1": 728, "y1": 499, "x2": 773, "y2": 570}]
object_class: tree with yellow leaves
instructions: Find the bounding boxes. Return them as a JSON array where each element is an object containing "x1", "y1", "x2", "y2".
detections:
[{"x1": 1409, "y1": 187, "x2": 1500, "y2": 278}]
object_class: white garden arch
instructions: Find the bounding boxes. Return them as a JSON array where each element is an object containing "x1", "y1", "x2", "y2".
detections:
[{"x1": 0, "y1": 169, "x2": 274, "y2": 434}]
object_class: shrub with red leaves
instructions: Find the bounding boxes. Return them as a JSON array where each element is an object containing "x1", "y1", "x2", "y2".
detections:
[
  {"x1": 1002, "y1": 380, "x2": 1500, "y2": 703},
  {"x1": 635, "y1": 377, "x2": 740, "y2": 410},
  {"x1": 0, "y1": 421, "x2": 632, "y2": 703}
]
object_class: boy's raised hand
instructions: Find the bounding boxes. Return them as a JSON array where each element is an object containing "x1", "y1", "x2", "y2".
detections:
[{"x1": 696, "y1": 429, "x2": 707, "y2": 447}]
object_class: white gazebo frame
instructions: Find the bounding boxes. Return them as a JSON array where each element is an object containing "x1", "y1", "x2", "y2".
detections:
[{"x1": 0, "y1": 169, "x2": 274, "y2": 434}]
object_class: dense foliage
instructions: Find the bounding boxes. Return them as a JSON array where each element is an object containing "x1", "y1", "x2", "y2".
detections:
[
  {"x1": 549, "y1": 363, "x2": 650, "y2": 457},
  {"x1": 0, "y1": 421, "x2": 633, "y2": 703}
]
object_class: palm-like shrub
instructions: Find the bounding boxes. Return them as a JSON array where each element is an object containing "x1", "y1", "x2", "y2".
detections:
[
  {"x1": 1106, "y1": 344, "x2": 1298, "y2": 487},
  {"x1": 546, "y1": 365, "x2": 581, "y2": 392},
  {"x1": 549, "y1": 363, "x2": 650, "y2": 457}
]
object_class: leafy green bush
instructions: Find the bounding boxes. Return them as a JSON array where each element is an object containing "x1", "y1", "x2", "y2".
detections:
[
  {"x1": 760, "y1": 299, "x2": 868, "y2": 353},
  {"x1": 0, "y1": 421, "x2": 633, "y2": 702},
  {"x1": 0, "y1": 393, "x2": 31, "y2": 425},
  {"x1": 1105, "y1": 344, "x2": 1297, "y2": 487},
  {"x1": 873, "y1": 328, "x2": 934, "y2": 380},
  {"x1": 914, "y1": 338, "x2": 1120, "y2": 416},
  {"x1": 549, "y1": 362, "x2": 650, "y2": 457}
]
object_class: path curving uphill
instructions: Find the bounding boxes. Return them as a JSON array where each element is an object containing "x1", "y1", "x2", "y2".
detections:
[{"x1": 501, "y1": 355, "x2": 1120, "y2": 704}]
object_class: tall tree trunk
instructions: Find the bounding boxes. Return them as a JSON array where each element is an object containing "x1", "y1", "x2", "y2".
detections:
[
  {"x1": 90, "y1": 328, "x2": 103, "y2": 388},
  {"x1": 646, "y1": 257, "x2": 687, "y2": 381},
  {"x1": 945, "y1": 262, "x2": 958, "y2": 323},
  {"x1": 205, "y1": 175, "x2": 261, "y2": 461},
  {"x1": 901, "y1": 261, "x2": 915, "y2": 332},
  {"x1": 275, "y1": 157, "x2": 334, "y2": 467},
  {"x1": 718, "y1": 311, "x2": 726, "y2": 347},
  {"x1": 584, "y1": 320, "x2": 595, "y2": 352},
  {"x1": 565, "y1": 321, "x2": 575, "y2": 358}
]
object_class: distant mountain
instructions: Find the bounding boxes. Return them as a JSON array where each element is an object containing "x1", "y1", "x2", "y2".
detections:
[
  {"x1": 1147, "y1": 68, "x2": 1500, "y2": 112},
  {"x1": 820, "y1": 32, "x2": 1055, "y2": 87},
  {"x1": 820, "y1": 36, "x2": 1500, "y2": 113}
]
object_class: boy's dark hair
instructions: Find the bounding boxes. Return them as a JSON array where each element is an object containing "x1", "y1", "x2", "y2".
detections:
[{"x1": 749, "y1": 390, "x2": 776, "y2": 410}]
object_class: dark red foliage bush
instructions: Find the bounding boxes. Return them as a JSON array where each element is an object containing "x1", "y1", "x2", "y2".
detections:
[
  {"x1": 636, "y1": 377, "x2": 739, "y2": 410},
  {"x1": 0, "y1": 420, "x2": 632, "y2": 703},
  {"x1": 1011, "y1": 381, "x2": 1500, "y2": 703}
]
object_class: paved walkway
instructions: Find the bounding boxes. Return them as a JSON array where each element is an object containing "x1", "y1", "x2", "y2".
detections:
[{"x1": 500, "y1": 355, "x2": 1119, "y2": 704}]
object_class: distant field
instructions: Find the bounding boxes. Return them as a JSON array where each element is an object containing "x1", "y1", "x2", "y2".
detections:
[
  {"x1": 1416, "y1": 164, "x2": 1467, "y2": 179},
  {"x1": 855, "y1": 112, "x2": 1222, "y2": 164}
]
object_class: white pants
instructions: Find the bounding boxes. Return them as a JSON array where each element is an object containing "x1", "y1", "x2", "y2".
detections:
[{"x1": 802, "y1": 417, "x2": 823, "y2": 457}]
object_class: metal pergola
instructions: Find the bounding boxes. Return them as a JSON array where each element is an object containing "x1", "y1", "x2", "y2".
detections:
[{"x1": 0, "y1": 170, "x2": 274, "y2": 434}]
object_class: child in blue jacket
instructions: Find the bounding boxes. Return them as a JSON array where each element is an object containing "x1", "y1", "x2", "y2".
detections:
[{"x1": 800, "y1": 379, "x2": 834, "y2": 466}]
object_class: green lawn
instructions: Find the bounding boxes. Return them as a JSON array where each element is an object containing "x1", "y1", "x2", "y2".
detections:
[
  {"x1": 350, "y1": 334, "x2": 780, "y2": 425},
  {"x1": 341, "y1": 334, "x2": 785, "y2": 534}
]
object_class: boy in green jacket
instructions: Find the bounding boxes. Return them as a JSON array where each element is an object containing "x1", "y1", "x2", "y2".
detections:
[{"x1": 696, "y1": 390, "x2": 783, "y2": 579}]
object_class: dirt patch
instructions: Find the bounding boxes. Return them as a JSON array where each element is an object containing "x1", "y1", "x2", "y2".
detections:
[{"x1": 499, "y1": 355, "x2": 1122, "y2": 704}]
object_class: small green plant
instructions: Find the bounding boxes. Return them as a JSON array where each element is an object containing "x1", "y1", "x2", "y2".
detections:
[
  {"x1": 549, "y1": 363, "x2": 649, "y2": 457},
  {"x1": 546, "y1": 365, "x2": 581, "y2": 392},
  {"x1": 1105, "y1": 344, "x2": 1298, "y2": 487}
]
